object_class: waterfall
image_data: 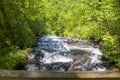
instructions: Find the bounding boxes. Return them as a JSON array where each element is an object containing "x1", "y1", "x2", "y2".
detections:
[{"x1": 25, "y1": 35, "x2": 109, "y2": 71}]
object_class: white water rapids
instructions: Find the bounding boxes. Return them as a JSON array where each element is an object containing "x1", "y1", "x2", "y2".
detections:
[{"x1": 26, "y1": 35, "x2": 109, "y2": 71}]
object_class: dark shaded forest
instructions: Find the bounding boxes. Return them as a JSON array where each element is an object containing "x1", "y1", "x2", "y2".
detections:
[{"x1": 0, "y1": 0, "x2": 120, "y2": 70}]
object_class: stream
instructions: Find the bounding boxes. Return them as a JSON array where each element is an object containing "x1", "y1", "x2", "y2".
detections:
[{"x1": 25, "y1": 35, "x2": 109, "y2": 71}]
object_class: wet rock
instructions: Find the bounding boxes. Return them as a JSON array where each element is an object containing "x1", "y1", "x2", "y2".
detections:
[{"x1": 25, "y1": 35, "x2": 109, "y2": 72}]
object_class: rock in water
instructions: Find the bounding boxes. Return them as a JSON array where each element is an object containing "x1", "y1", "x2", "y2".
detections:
[{"x1": 25, "y1": 35, "x2": 108, "y2": 71}]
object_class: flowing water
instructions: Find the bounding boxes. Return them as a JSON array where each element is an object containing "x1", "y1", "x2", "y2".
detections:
[{"x1": 25, "y1": 35, "x2": 109, "y2": 71}]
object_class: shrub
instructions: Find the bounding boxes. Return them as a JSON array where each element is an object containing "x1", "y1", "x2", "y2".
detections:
[
  {"x1": 102, "y1": 33, "x2": 120, "y2": 67},
  {"x1": 0, "y1": 49, "x2": 30, "y2": 70}
]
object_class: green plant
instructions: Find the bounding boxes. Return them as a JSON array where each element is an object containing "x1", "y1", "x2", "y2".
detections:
[
  {"x1": 0, "y1": 49, "x2": 30, "y2": 70},
  {"x1": 102, "y1": 33, "x2": 120, "y2": 67}
]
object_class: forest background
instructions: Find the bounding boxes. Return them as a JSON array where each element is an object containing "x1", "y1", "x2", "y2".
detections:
[{"x1": 0, "y1": 0, "x2": 120, "y2": 70}]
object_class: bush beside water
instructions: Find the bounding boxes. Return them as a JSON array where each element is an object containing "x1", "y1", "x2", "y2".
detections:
[{"x1": 0, "y1": 0, "x2": 120, "y2": 69}]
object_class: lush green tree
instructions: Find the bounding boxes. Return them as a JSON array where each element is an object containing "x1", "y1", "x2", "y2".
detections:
[
  {"x1": 0, "y1": 0, "x2": 120, "y2": 69},
  {"x1": 0, "y1": 0, "x2": 45, "y2": 69}
]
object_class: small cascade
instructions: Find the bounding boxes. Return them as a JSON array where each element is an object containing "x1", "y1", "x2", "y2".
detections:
[{"x1": 25, "y1": 35, "x2": 109, "y2": 71}]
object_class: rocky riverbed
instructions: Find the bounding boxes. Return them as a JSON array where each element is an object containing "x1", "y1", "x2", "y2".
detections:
[{"x1": 25, "y1": 35, "x2": 109, "y2": 71}]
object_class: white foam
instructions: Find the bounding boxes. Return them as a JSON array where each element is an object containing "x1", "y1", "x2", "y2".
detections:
[
  {"x1": 27, "y1": 35, "x2": 107, "y2": 71},
  {"x1": 79, "y1": 47, "x2": 103, "y2": 55},
  {"x1": 42, "y1": 54, "x2": 73, "y2": 63},
  {"x1": 93, "y1": 67, "x2": 106, "y2": 71},
  {"x1": 40, "y1": 50, "x2": 73, "y2": 63}
]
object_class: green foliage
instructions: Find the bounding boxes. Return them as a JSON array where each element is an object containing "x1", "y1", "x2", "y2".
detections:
[
  {"x1": 0, "y1": 49, "x2": 29, "y2": 70},
  {"x1": 102, "y1": 33, "x2": 120, "y2": 67},
  {"x1": 0, "y1": 0, "x2": 120, "y2": 69}
]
